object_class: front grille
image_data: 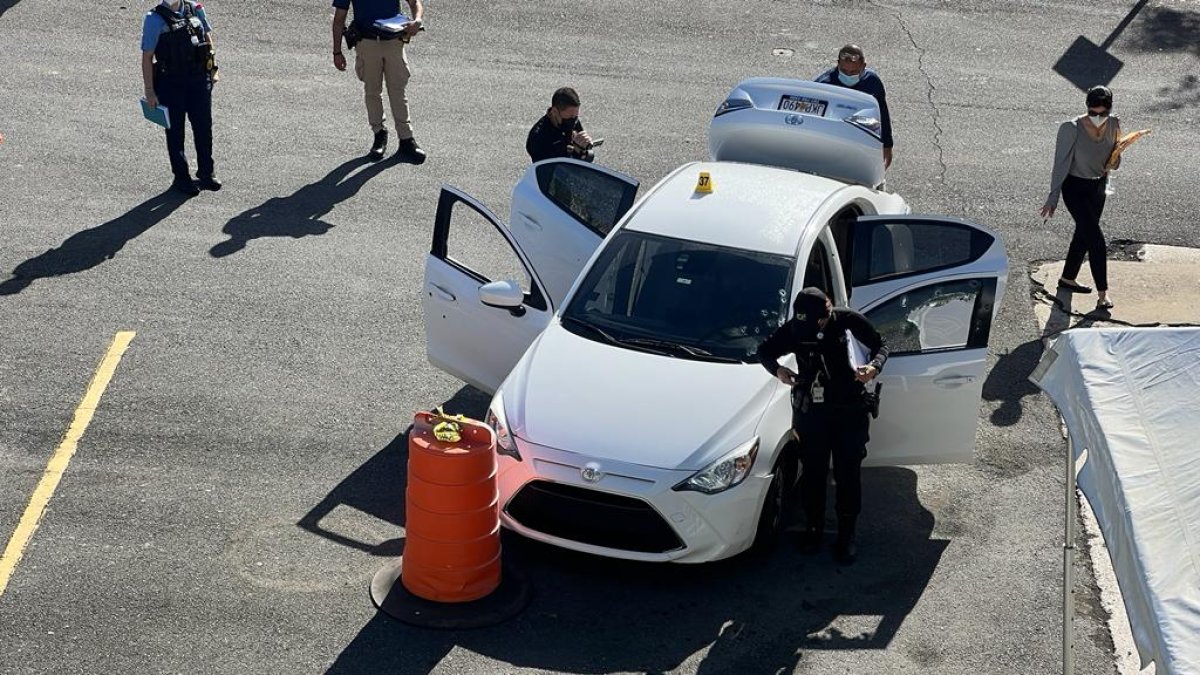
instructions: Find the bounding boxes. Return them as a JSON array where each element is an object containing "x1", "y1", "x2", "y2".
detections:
[{"x1": 506, "y1": 480, "x2": 685, "y2": 554}]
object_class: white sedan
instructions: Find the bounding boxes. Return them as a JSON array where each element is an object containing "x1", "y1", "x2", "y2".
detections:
[{"x1": 421, "y1": 80, "x2": 1008, "y2": 563}]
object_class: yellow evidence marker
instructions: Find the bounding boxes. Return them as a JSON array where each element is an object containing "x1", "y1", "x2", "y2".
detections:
[{"x1": 695, "y1": 171, "x2": 714, "y2": 194}]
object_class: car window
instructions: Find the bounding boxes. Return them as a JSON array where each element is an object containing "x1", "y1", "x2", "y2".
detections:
[
  {"x1": 865, "y1": 278, "x2": 994, "y2": 355},
  {"x1": 535, "y1": 162, "x2": 637, "y2": 237},
  {"x1": 444, "y1": 201, "x2": 534, "y2": 294},
  {"x1": 853, "y1": 220, "x2": 992, "y2": 286},
  {"x1": 802, "y1": 239, "x2": 834, "y2": 295},
  {"x1": 562, "y1": 231, "x2": 792, "y2": 362}
]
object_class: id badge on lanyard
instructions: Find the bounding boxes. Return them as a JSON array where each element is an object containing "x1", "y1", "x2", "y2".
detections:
[{"x1": 811, "y1": 382, "x2": 825, "y2": 404}]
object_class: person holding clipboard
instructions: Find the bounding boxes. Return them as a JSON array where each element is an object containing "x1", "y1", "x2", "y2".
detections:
[
  {"x1": 331, "y1": 0, "x2": 427, "y2": 163},
  {"x1": 1039, "y1": 86, "x2": 1136, "y2": 310},
  {"x1": 141, "y1": 0, "x2": 221, "y2": 196},
  {"x1": 757, "y1": 287, "x2": 888, "y2": 564}
]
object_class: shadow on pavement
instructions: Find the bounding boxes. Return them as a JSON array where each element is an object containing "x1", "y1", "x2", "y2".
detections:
[
  {"x1": 1052, "y1": 0, "x2": 1149, "y2": 90},
  {"x1": 1127, "y1": 4, "x2": 1200, "y2": 56},
  {"x1": 982, "y1": 339, "x2": 1045, "y2": 428},
  {"x1": 209, "y1": 157, "x2": 392, "y2": 258},
  {"x1": 297, "y1": 387, "x2": 489, "y2": 556},
  {"x1": 0, "y1": 1, "x2": 21, "y2": 20},
  {"x1": 309, "y1": 388, "x2": 945, "y2": 674},
  {"x1": 0, "y1": 189, "x2": 187, "y2": 296}
]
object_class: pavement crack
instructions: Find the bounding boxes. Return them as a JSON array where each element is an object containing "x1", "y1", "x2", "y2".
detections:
[{"x1": 869, "y1": 0, "x2": 947, "y2": 185}]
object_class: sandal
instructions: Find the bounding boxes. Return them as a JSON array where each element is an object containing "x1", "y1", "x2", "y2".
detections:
[{"x1": 1057, "y1": 278, "x2": 1093, "y2": 294}]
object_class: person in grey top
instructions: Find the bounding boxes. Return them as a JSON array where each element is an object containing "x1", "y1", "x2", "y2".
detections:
[{"x1": 1040, "y1": 86, "x2": 1121, "y2": 310}]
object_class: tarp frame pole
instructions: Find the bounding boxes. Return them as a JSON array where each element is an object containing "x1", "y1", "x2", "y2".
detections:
[{"x1": 1064, "y1": 437, "x2": 1078, "y2": 675}]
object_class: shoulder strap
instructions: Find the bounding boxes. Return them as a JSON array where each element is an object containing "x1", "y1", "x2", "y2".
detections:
[{"x1": 152, "y1": 4, "x2": 175, "y2": 22}]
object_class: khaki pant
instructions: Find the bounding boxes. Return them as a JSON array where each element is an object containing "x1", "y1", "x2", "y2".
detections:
[{"x1": 354, "y1": 37, "x2": 412, "y2": 139}]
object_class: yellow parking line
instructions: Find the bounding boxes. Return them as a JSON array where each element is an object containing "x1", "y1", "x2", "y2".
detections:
[{"x1": 0, "y1": 331, "x2": 135, "y2": 599}]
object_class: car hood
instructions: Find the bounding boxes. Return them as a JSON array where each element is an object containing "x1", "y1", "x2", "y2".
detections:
[{"x1": 504, "y1": 324, "x2": 776, "y2": 471}]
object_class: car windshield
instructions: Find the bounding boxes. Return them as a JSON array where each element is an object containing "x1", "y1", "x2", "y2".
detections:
[{"x1": 561, "y1": 230, "x2": 792, "y2": 363}]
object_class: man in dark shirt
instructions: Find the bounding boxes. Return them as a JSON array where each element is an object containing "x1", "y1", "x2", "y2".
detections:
[
  {"x1": 814, "y1": 44, "x2": 894, "y2": 169},
  {"x1": 331, "y1": 0, "x2": 426, "y2": 163},
  {"x1": 526, "y1": 87, "x2": 594, "y2": 163},
  {"x1": 757, "y1": 287, "x2": 888, "y2": 564}
]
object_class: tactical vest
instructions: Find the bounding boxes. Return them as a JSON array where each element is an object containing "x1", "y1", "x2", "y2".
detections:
[{"x1": 153, "y1": 2, "x2": 211, "y2": 78}]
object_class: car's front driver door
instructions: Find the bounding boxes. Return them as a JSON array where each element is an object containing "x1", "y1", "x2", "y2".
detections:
[
  {"x1": 835, "y1": 215, "x2": 1009, "y2": 466},
  {"x1": 423, "y1": 187, "x2": 553, "y2": 394},
  {"x1": 509, "y1": 159, "x2": 640, "y2": 306}
]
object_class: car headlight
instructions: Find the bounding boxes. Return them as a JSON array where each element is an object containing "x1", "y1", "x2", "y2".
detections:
[
  {"x1": 844, "y1": 112, "x2": 882, "y2": 140},
  {"x1": 714, "y1": 97, "x2": 753, "y2": 117},
  {"x1": 673, "y1": 438, "x2": 760, "y2": 494},
  {"x1": 484, "y1": 392, "x2": 521, "y2": 461}
]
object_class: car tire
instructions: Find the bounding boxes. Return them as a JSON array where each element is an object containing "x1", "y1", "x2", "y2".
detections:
[{"x1": 750, "y1": 453, "x2": 792, "y2": 554}]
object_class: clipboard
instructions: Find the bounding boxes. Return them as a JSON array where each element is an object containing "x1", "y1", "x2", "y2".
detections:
[
  {"x1": 140, "y1": 98, "x2": 170, "y2": 130},
  {"x1": 846, "y1": 329, "x2": 870, "y2": 370}
]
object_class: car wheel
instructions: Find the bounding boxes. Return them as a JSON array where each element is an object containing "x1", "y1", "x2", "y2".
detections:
[{"x1": 751, "y1": 457, "x2": 789, "y2": 553}]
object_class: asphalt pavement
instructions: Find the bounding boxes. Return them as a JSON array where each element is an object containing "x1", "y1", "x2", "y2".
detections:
[{"x1": 2, "y1": 0, "x2": 1198, "y2": 673}]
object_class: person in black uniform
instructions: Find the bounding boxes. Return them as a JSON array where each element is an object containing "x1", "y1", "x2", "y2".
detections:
[
  {"x1": 526, "y1": 87, "x2": 595, "y2": 163},
  {"x1": 141, "y1": 0, "x2": 221, "y2": 196},
  {"x1": 757, "y1": 287, "x2": 888, "y2": 564}
]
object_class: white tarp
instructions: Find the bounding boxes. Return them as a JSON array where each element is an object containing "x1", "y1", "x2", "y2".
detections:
[{"x1": 1032, "y1": 328, "x2": 1200, "y2": 675}]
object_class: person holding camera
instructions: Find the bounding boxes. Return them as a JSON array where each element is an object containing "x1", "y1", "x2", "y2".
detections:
[
  {"x1": 331, "y1": 0, "x2": 426, "y2": 163},
  {"x1": 526, "y1": 87, "x2": 596, "y2": 163},
  {"x1": 141, "y1": 0, "x2": 221, "y2": 196},
  {"x1": 757, "y1": 287, "x2": 887, "y2": 564}
]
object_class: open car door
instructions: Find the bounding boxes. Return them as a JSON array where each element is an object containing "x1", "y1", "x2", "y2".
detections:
[
  {"x1": 509, "y1": 159, "x2": 639, "y2": 306},
  {"x1": 423, "y1": 187, "x2": 556, "y2": 394},
  {"x1": 833, "y1": 215, "x2": 1008, "y2": 465}
]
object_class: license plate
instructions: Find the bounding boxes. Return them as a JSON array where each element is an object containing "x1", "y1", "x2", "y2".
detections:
[{"x1": 778, "y1": 95, "x2": 828, "y2": 116}]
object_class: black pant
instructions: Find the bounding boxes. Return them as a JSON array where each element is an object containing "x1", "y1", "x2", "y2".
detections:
[
  {"x1": 156, "y1": 75, "x2": 214, "y2": 181},
  {"x1": 1061, "y1": 174, "x2": 1108, "y2": 291},
  {"x1": 798, "y1": 407, "x2": 870, "y2": 526}
]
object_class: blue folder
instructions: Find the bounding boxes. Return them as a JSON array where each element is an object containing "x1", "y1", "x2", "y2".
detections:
[{"x1": 140, "y1": 98, "x2": 170, "y2": 130}]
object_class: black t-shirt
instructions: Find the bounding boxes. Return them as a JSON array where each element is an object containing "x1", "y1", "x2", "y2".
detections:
[
  {"x1": 757, "y1": 308, "x2": 888, "y2": 405},
  {"x1": 525, "y1": 114, "x2": 590, "y2": 163}
]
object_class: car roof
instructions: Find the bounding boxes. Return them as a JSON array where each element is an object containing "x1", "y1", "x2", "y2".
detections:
[{"x1": 621, "y1": 161, "x2": 848, "y2": 257}]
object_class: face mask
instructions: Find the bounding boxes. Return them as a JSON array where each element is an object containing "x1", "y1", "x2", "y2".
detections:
[
  {"x1": 837, "y1": 70, "x2": 861, "y2": 86},
  {"x1": 1088, "y1": 114, "x2": 1108, "y2": 127},
  {"x1": 558, "y1": 117, "x2": 578, "y2": 130}
]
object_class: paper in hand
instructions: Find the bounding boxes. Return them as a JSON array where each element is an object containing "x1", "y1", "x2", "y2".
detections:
[
  {"x1": 845, "y1": 329, "x2": 870, "y2": 370},
  {"x1": 373, "y1": 13, "x2": 411, "y2": 33},
  {"x1": 1105, "y1": 129, "x2": 1150, "y2": 170}
]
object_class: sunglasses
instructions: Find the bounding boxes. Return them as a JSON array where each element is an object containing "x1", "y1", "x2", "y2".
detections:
[
  {"x1": 838, "y1": 53, "x2": 863, "y2": 62},
  {"x1": 1088, "y1": 108, "x2": 1110, "y2": 116}
]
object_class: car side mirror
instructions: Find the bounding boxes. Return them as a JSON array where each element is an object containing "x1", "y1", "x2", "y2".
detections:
[{"x1": 479, "y1": 280, "x2": 527, "y2": 317}]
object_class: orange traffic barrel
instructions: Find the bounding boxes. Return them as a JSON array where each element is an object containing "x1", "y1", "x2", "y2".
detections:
[
  {"x1": 402, "y1": 410, "x2": 500, "y2": 602},
  {"x1": 370, "y1": 410, "x2": 531, "y2": 628}
]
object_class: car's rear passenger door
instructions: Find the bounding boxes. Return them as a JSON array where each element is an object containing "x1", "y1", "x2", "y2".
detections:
[{"x1": 509, "y1": 159, "x2": 639, "y2": 306}]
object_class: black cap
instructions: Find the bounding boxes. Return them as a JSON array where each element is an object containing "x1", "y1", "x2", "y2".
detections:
[
  {"x1": 792, "y1": 287, "x2": 830, "y2": 322},
  {"x1": 1086, "y1": 85, "x2": 1113, "y2": 110}
]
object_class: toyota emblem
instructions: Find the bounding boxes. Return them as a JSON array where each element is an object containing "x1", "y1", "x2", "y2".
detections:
[
  {"x1": 581, "y1": 462, "x2": 604, "y2": 483},
  {"x1": 784, "y1": 114, "x2": 804, "y2": 126}
]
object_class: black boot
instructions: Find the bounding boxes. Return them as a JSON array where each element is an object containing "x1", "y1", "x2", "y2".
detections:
[
  {"x1": 196, "y1": 174, "x2": 222, "y2": 191},
  {"x1": 834, "y1": 514, "x2": 857, "y2": 564},
  {"x1": 368, "y1": 129, "x2": 388, "y2": 161},
  {"x1": 798, "y1": 525, "x2": 823, "y2": 554},
  {"x1": 798, "y1": 511, "x2": 823, "y2": 554},
  {"x1": 171, "y1": 176, "x2": 200, "y2": 196},
  {"x1": 396, "y1": 136, "x2": 427, "y2": 164}
]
